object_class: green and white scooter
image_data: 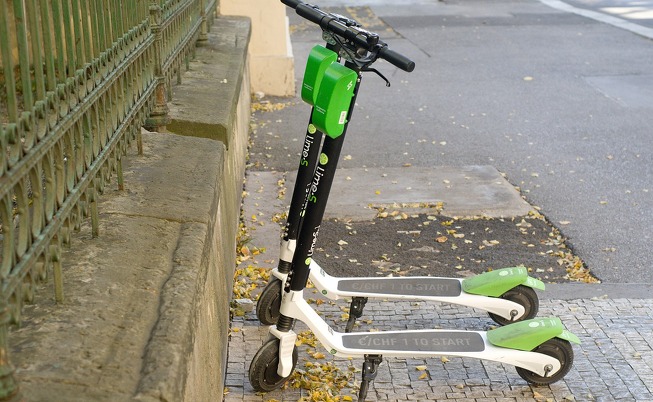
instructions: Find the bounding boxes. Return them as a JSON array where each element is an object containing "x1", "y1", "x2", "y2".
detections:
[
  {"x1": 249, "y1": 1, "x2": 581, "y2": 400},
  {"x1": 257, "y1": 15, "x2": 545, "y2": 331}
]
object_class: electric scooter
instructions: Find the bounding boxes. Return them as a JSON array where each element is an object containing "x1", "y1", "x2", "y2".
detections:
[
  {"x1": 256, "y1": 6, "x2": 546, "y2": 330},
  {"x1": 249, "y1": 1, "x2": 580, "y2": 399}
]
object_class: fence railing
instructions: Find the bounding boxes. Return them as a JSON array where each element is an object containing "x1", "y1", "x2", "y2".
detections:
[{"x1": 0, "y1": 0, "x2": 216, "y2": 398}]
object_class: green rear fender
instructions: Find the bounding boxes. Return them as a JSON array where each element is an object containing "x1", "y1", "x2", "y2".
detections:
[
  {"x1": 487, "y1": 317, "x2": 581, "y2": 351},
  {"x1": 462, "y1": 266, "x2": 545, "y2": 297}
]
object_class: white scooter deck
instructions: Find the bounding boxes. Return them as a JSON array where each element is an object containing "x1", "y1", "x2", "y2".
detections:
[
  {"x1": 270, "y1": 260, "x2": 528, "y2": 320},
  {"x1": 272, "y1": 289, "x2": 561, "y2": 378}
]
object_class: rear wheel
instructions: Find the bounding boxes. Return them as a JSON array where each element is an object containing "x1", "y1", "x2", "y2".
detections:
[
  {"x1": 488, "y1": 285, "x2": 539, "y2": 326},
  {"x1": 516, "y1": 337, "x2": 574, "y2": 385},
  {"x1": 249, "y1": 338, "x2": 298, "y2": 392},
  {"x1": 256, "y1": 278, "x2": 282, "y2": 325}
]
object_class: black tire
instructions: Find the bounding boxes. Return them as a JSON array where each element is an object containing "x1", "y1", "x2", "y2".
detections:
[
  {"x1": 256, "y1": 278, "x2": 282, "y2": 325},
  {"x1": 248, "y1": 338, "x2": 298, "y2": 392},
  {"x1": 488, "y1": 285, "x2": 539, "y2": 326},
  {"x1": 516, "y1": 337, "x2": 574, "y2": 385}
]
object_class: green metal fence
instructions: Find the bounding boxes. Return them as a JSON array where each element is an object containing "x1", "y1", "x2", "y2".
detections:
[{"x1": 0, "y1": 0, "x2": 217, "y2": 397}]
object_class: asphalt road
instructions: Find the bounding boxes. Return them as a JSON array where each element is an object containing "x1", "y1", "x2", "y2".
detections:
[
  {"x1": 249, "y1": 0, "x2": 653, "y2": 284},
  {"x1": 562, "y1": 0, "x2": 653, "y2": 28}
]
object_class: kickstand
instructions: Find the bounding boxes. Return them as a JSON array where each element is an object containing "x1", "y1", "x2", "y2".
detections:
[
  {"x1": 358, "y1": 354, "x2": 383, "y2": 402},
  {"x1": 345, "y1": 297, "x2": 368, "y2": 333}
]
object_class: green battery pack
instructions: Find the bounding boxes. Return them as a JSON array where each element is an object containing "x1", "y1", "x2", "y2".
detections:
[
  {"x1": 312, "y1": 63, "x2": 357, "y2": 139},
  {"x1": 301, "y1": 45, "x2": 338, "y2": 106}
]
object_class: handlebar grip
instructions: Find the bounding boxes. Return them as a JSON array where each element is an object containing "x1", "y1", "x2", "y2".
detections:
[
  {"x1": 379, "y1": 47, "x2": 415, "y2": 72},
  {"x1": 296, "y1": 3, "x2": 326, "y2": 25},
  {"x1": 281, "y1": 0, "x2": 301, "y2": 8}
]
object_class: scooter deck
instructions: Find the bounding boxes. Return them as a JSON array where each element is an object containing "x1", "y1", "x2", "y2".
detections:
[
  {"x1": 342, "y1": 330, "x2": 485, "y2": 353},
  {"x1": 337, "y1": 277, "x2": 462, "y2": 297}
]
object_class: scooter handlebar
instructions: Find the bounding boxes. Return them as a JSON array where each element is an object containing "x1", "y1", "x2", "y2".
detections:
[
  {"x1": 296, "y1": 3, "x2": 329, "y2": 26},
  {"x1": 379, "y1": 47, "x2": 415, "y2": 72},
  {"x1": 281, "y1": 0, "x2": 302, "y2": 8},
  {"x1": 281, "y1": 0, "x2": 415, "y2": 72}
]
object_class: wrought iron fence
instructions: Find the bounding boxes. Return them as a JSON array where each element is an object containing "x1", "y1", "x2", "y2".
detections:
[{"x1": 0, "y1": 0, "x2": 217, "y2": 397}]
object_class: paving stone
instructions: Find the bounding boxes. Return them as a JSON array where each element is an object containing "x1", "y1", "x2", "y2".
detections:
[{"x1": 227, "y1": 273, "x2": 653, "y2": 401}]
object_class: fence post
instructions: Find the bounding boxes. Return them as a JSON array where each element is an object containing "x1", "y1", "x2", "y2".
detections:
[
  {"x1": 144, "y1": 2, "x2": 170, "y2": 133},
  {"x1": 0, "y1": 300, "x2": 20, "y2": 401},
  {"x1": 198, "y1": 0, "x2": 208, "y2": 42}
]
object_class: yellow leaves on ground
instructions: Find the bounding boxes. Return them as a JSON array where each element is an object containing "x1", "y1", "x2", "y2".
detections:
[
  {"x1": 312, "y1": 352, "x2": 326, "y2": 359},
  {"x1": 231, "y1": 265, "x2": 269, "y2": 301},
  {"x1": 544, "y1": 222, "x2": 599, "y2": 283},
  {"x1": 290, "y1": 331, "x2": 357, "y2": 399},
  {"x1": 295, "y1": 330, "x2": 319, "y2": 348},
  {"x1": 373, "y1": 202, "x2": 444, "y2": 219},
  {"x1": 291, "y1": 362, "x2": 356, "y2": 401},
  {"x1": 251, "y1": 100, "x2": 292, "y2": 113}
]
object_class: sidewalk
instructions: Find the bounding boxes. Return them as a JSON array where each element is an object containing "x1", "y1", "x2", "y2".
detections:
[
  {"x1": 223, "y1": 0, "x2": 653, "y2": 399},
  {"x1": 223, "y1": 171, "x2": 653, "y2": 401}
]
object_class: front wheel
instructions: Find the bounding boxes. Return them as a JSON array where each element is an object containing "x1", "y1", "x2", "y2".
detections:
[
  {"x1": 488, "y1": 285, "x2": 539, "y2": 326},
  {"x1": 249, "y1": 338, "x2": 298, "y2": 392},
  {"x1": 516, "y1": 337, "x2": 574, "y2": 385},
  {"x1": 256, "y1": 278, "x2": 282, "y2": 325}
]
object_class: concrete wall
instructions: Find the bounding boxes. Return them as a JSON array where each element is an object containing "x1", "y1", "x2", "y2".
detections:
[{"x1": 221, "y1": 0, "x2": 296, "y2": 96}]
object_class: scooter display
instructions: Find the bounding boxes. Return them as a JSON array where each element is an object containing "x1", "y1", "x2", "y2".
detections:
[{"x1": 249, "y1": 1, "x2": 580, "y2": 399}]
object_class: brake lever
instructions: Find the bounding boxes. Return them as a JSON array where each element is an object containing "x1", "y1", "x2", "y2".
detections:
[{"x1": 362, "y1": 67, "x2": 391, "y2": 87}]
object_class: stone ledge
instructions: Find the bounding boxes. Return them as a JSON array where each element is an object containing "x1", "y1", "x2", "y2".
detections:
[
  {"x1": 10, "y1": 133, "x2": 226, "y2": 401},
  {"x1": 8, "y1": 16, "x2": 252, "y2": 402},
  {"x1": 167, "y1": 15, "x2": 252, "y2": 150}
]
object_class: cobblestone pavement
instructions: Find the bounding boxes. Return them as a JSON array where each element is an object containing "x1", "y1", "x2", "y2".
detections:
[
  {"x1": 224, "y1": 296, "x2": 653, "y2": 401},
  {"x1": 224, "y1": 170, "x2": 653, "y2": 401}
]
